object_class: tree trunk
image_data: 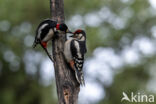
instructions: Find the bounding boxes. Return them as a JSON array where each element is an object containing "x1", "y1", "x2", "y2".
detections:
[{"x1": 50, "y1": 0, "x2": 80, "y2": 104}]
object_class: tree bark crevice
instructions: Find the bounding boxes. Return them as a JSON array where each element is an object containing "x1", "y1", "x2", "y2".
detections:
[{"x1": 50, "y1": 0, "x2": 80, "y2": 103}]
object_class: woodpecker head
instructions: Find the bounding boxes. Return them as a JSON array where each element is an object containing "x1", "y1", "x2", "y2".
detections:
[
  {"x1": 70, "y1": 29, "x2": 86, "y2": 41},
  {"x1": 56, "y1": 23, "x2": 72, "y2": 34}
]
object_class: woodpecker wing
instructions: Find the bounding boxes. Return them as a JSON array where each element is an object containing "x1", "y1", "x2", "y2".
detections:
[
  {"x1": 79, "y1": 41, "x2": 87, "y2": 54},
  {"x1": 70, "y1": 40, "x2": 86, "y2": 85},
  {"x1": 33, "y1": 19, "x2": 57, "y2": 48},
  {"x1": 36, "y1": 19, "x2": 57, "y2": 41}
]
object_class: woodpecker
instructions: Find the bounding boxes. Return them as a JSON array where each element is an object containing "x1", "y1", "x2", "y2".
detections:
[
  {"x1": 33, "y1": 19, "x2": 72, "y2": 61},
  {"x1": 33, "y1": 19, "x2": 71, "y2": 48},
  {"x1": 64, "y1": 29, "x2": 87, "y2": 86}
]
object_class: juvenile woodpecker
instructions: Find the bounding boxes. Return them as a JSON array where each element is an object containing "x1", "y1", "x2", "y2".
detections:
[
  {"x1": 64, "y1": 29, "x2": 87, "y2": 86},
  {"x1": 33, "y1": 19, "x2": 72, "y2": 61}
]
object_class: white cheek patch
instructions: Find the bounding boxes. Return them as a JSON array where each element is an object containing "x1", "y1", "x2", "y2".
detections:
[
  {"x1": 80, "y1": 36, "x2": 85, "y2": 41},
  {"x1": 78, "y1": 34, "x2": 82, "y2": 38},
  {"x1": 78, "y1": 34, "x2": 85, "y2": 41}
]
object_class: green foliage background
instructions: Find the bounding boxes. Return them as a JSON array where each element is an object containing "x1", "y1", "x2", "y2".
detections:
[{"x1": 0, "y1": 0, "x2": 156, "y2": 104}]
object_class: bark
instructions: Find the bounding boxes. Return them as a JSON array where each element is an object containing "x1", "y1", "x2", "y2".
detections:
[{"x1": 50, "y1": 0, "x2": 80, "y2": 104}]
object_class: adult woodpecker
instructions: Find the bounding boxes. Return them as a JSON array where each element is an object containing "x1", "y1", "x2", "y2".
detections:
[
  {"x1": 64, "y1": 29, "x2": 87, "y2": 86},
  {"x1": 33, "y1": 19, "x2": 72, "y2": 61}
]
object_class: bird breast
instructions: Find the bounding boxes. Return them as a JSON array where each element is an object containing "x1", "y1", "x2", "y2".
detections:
[
  {"x1": 64, "y1": 39, "x2": 73, "y2": 62},
  {"x1": 42, "y1": 29, "x2": 54, "y2": 42}
]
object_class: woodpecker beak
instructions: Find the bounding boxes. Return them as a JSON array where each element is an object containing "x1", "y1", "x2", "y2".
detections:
[
  {"x1": 69, "y1": 34, "x2": 76, "y2": 37},
  {"x1": 66, "y1": 29, "x2": 73, "y2": 34}
]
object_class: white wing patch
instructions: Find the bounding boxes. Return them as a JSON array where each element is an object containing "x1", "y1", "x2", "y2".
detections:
[
  {"x1": 37, "y1": 23, "x2": 48, "y2": 39},
  {"x1": 42, "y1": 29, "x2": 54, "y2": 42},
  {"x1": 74, "y1": 41, "x2": 82, "y2": 58}
]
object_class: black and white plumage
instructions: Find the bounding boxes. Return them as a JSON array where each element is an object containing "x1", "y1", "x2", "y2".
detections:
[
  {"x1": 33, "y1": 19, "x2": 72, "y2": 61},
  {"x1": 64, "y1": 29, "x2": 87, "y2": 86},
  {"x1": 33, "y1": 19, "x2": 72, "y2": 48},
  {"x1": 33, "y1": 19, "x2": 57, "y2": 48},
  {"x1": 32, "y1": 19, "x2": 57, "y2": 61}
]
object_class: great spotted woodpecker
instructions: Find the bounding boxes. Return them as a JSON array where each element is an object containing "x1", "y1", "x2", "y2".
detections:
[
  {"x1": 33, "y1": 19, "x2": 72, "y2": 61},
  {"x1": 64, "y1": 29, "x2": 87, "y2": 86}
]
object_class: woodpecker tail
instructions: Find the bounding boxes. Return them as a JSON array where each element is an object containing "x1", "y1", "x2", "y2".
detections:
[
  {"x1": 32, "y1": 40, "x2": 38, "y2": 48},
  {"x1": 39, "y1": 42, "x2": 54, "y2": 62},
  {"x1": 74, "y1": 67, "x2": 85, "y2": 86},
  {"x1": 32, "y1": 42, "x2": 37, "y2": 48}
]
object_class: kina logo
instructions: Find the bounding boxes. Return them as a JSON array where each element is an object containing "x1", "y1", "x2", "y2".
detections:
[
  {"x1": 121, "y1": 92, "x2": 154, "y2": 103},
  {"x1": 121, "y1": 92, "x2": 131, "y2": 102}
]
